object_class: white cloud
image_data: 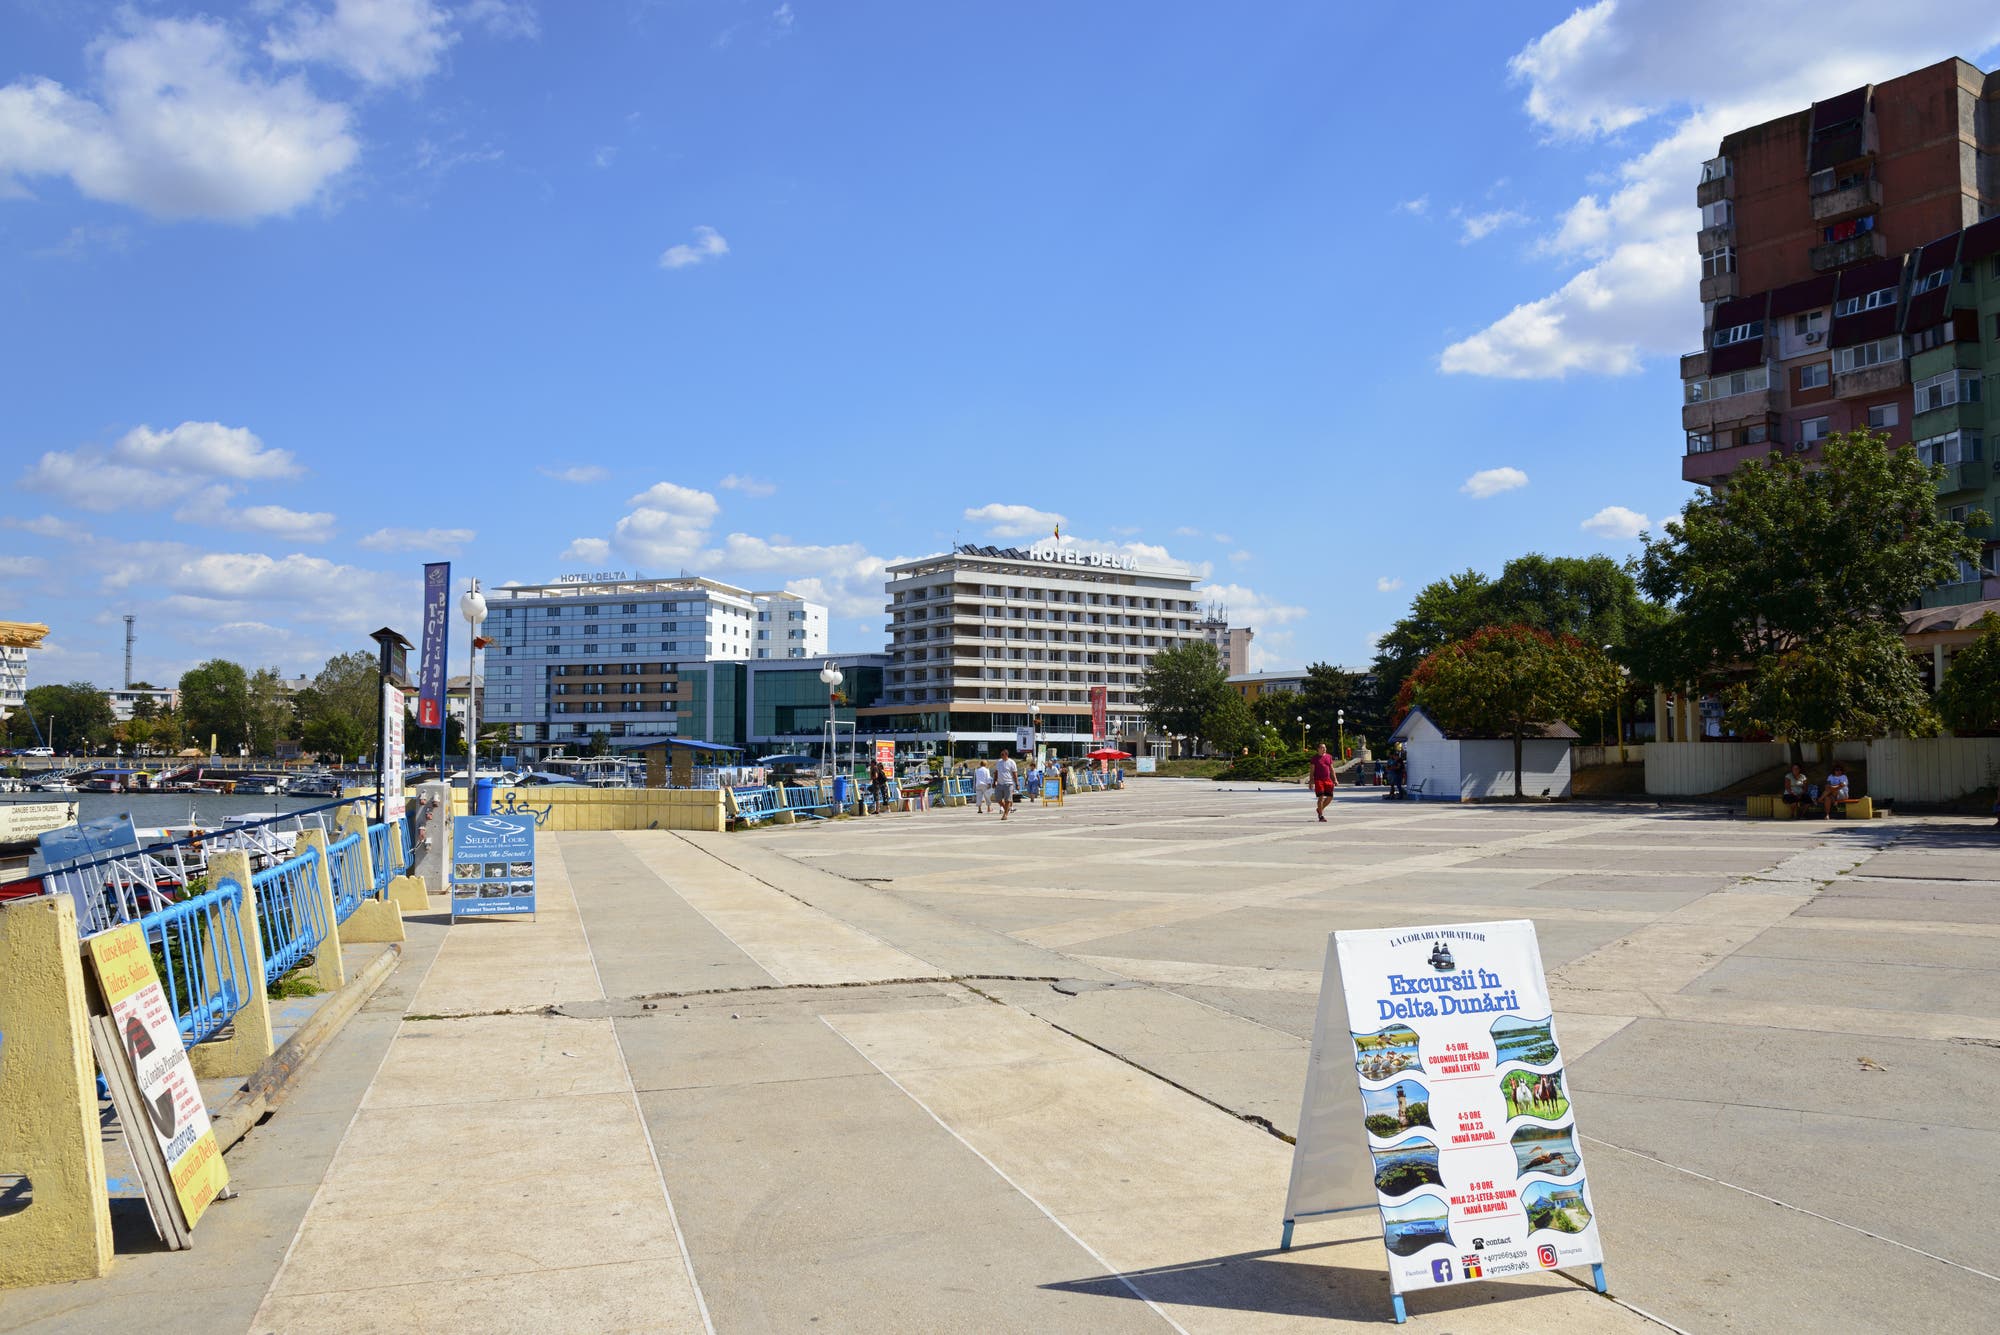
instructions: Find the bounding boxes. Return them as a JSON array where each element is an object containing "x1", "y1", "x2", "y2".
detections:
[
  {"x1": 561, "y1": 537, "x2": 611, "y2": 563},
  {"x1": 659, "y1": 225, "x2": 729, "y2": 270},
  {"x1": 720, "y1": 473, "x2": 776, "y2": 498},
  {"x1": 266, "y1": 0, "x2": 455, "y2": 86},
  {"x1": 965, "y1": 503, "x2": 1065, "y2": 540},
  {"x1": 591, "y1": 145, "x2": 616, "y2": 168},
  {"x1": 703, "y1": 534, "x2": 891, "y2": 618},
  {"x1": 538, "y1": 464, "x2": 608, "y2": 484},
  {"x1": 1376, "y1": 576, "x2": 1403, "y2": 593},
  {"x1": 770, "y1": 4, "x2": 796, "y2": 36},
  {"x1": 0, "y1": 16, "x2": 359, "y2": 221},
  {"x1": 461, "y1": 0, "x2": 541, "y2": 41},
  {"x1": 19, "y1": 421, "x2": 303, "y2": 512},
  {"x1": 1443, "y1": 0, "x2": 2000, "y2": 379},
  {"x1": 609, "y1": 482, "x2": 721, "y2": 566},
  {"x1": 1227, "y1": 550, "x2": 1251, "y2": 563},
  {"x1": 359, "y1": 526, "x2": 475, "y2": 553},
  {"x1": 0, "y1": 555, "x2": 47, "y2": 578},
  {"x1": 1457, "y1": 208, "x2": 1529, "y2": 244},
  {"x1": 1581, "y1": 505, "x2": 1651, "y2": 540},
  {"x1": 220, "y1": 504, "x2": 337, "y2": 542},
  {"x1": 1394, "y1": 195, "x2": 1429, "y2": 216},
  {"x1": 1460, "y1": 467, "x2": 1529, "y2": 499}
]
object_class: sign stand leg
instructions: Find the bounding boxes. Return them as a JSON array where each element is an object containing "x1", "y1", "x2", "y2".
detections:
[
  {"x1": 1592, "y1": 1263, "x2": 1607, "y2": 1294},
  {"x1": 1391, "y1": 1294, "x2": 1407, "y2": 1324},
  {"x1": 1279, "y1": 1219, "x2": 1294, "y2": 1251}
]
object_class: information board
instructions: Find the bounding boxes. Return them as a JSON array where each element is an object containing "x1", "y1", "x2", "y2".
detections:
[
  {"x1": 84, "y1": 924, "x2": 229, "y2": 1240},
  {"x1": 1014, "y1": 725, "x2": 1035, "y2": 755},
  {"x1": 382, "y1": 682, "x2": 407, "y2": 819},
  {"x1": 874, "y1": 740, "x2": 895, "y2": 769},
  {"x1": 1285, "y1": 919, "x2": 1604, "y2": 1309},
  {"x1": 450, "y1": 813, "x2": 537, "y2": 918}
]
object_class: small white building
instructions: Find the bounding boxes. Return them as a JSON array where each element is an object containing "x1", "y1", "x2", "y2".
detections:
[{"x1": 1389, "y1": 707, "x2": 1577, "y2": 801}]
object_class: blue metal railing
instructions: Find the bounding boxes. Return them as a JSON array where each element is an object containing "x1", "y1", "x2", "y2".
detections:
[
  {"x1": 327, "y1": 830, "x2": 368, "y2": 924},
  {"x1": 138, "y1": 879, "x2": 254, "y2": 1047},
  {"x1": 253, "y1": 844, "x2": 328, "y2": 985},
  {"x1": 365, "y1": 820, "x2": 407, "y2": 894}
]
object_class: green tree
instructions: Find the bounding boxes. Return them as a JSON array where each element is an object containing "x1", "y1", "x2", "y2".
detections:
[
  {"x1": 247, "y1": 667, "x2": 296, "y2": 756},
  {"x1": 1200, "y1": 690, "x2": 1260, "y2": 756},
  {"x1": 1298, "y1": 663, "x2": 1381, "y2": 753},
  {"x1": 1634, "y1": 430, "x2": 1981, "y2": 759},
  {"x1": 586, "y1": 728, "x2": 613, "y2": 756},
  {"x1": 1725, "y1": 626, "x2": 1938, "y2": 751},
  {"x1": 1403, "y1": 625, "x2": 1617, "y2": 798},
  {"x1": 1139, "y1": 640, "x2": 1231, "y2": 750},
  {"x1": 297, "y1": 651, "x2": 379, "y2": 761},
  {"x1": 16, "y1": 682, "x2": 115, "y2": 752},
  {"x1": 1252, "y1": 689, "x2": 1305, "y2": 743},
  {"x1": 179, "y1": 659, "x2": 250, "y2": 752},
  {"x1": 1936, "y1": 614, "x2": 2000, "y2": 736}
]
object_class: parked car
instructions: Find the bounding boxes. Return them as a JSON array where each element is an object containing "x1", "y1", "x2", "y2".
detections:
[{"x1": 23, "y1": 746, "x2": 54, "y2": 757}]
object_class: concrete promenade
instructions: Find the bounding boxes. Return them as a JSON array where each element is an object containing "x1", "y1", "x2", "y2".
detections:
[{"x1": 3, "y1": 782, "x2": 1995, "y2": 1332}]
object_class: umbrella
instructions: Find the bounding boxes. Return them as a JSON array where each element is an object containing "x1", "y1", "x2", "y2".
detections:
[{"x1": 1086, "y1": 748, "x2": 1132, "y2": 761}]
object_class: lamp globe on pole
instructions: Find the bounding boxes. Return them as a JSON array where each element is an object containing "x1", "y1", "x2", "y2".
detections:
[
  {"x1": 818, "y1": 660, "x2": 843, "y2": 773},
  {"x1": 1337, "y1": 708, "x2": 1346, "y2": 759},
  {"x1": 460, "y1": 581, "x2": 489, "y2": 790}
]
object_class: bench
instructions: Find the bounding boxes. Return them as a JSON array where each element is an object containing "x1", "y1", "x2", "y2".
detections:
[
  {"x1": 938, "y1": 776, "x2": 972, "y2": 807},
  {"x1": 1748, "y1": 794, "x2": 1877, "y2": 820},
  {"x1": 725, "y1": 785, "x2": 785, "y2": 828}
]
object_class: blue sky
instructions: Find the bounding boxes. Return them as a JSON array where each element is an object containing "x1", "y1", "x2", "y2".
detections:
[{"x1": 5, "y1": 1, "x2": 1999, "y2": 688}]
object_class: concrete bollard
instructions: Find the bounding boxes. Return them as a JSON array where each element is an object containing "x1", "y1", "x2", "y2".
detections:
[
  {"x1": 291, "y1": 829, "x2": 347, "y2": 994},
  {"x1": 191, "y1": 849, "x2": 276, "y2": 1079},
  {"x1": 0, "y1": 895, "x2": 115, "y2": 1288},
  {"x1": 332, "y1": 804, "x2": 404, "y2": 943}
]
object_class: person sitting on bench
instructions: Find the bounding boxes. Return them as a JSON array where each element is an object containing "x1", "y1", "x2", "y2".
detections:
[
  {"x1": 1819, "y1": 764, "x2": 1852, "y2": 817},
  {"x1": 1780, "y1": 764, "x2": 1811, "y2": 812}
]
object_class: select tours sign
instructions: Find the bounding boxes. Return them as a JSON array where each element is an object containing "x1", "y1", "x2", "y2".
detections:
[{"x1": 1284, "y1": 919, "x2": 1606, "y2": 1318}]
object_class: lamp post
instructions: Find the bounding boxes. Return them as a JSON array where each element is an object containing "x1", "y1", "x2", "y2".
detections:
[
  {"x1": 1028, "y1": 700, "x2": 1040, "y2": 763},
  {"x1": 460, "y1": 580, "x2": 488, "y2": 790},
  {"x1": 1337, "y1": 709, "x2": 1346, "y2": 759},
  {"x1": 818, "y1": 659, "x2": 843, "y2": 776}
]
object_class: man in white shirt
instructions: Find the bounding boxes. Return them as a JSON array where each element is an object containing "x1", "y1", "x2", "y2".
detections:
[
  {"x1": 973, "y1": 760, "x2": 993, "y2": 814},
  {"x1": 995, "y1": 750, "x2": 1018, "y2": 821}
]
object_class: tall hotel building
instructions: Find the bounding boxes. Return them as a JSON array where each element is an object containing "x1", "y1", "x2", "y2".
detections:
[
  {"x1": 860, "y1": 544, "x2": 1203, "y2": 750},
  {"x1": 1685, "y1": 58, "x2": 2000, "y2": 607},
  {"x1": 485, "y1": 575, "x2": 827, "y2": 751}
]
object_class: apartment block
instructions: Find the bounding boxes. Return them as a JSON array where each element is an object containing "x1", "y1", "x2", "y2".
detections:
[{"x1": 1684, "y1": 58, "x2": 2000, "y2": 606}]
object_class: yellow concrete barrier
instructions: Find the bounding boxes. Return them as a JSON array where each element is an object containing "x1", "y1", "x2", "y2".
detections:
[
  {"x1": 446, "y1": 785, "x2": 727, "y2": 832},
  {"x1": 0, "y1": 895, "x2": 114, "y2": 1288},
  {"x1": 292, "y1": 829, "x2": 347, "y2": 994},
  {"x1": 1744, "y1": 795, "x2": 1774, "y2": 818},
  {"x1": 191, "y1": 849, "x2": 276, "y2": 1079}
]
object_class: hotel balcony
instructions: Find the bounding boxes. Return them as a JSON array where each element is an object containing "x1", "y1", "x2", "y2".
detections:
[
  {"x1": 1696, "y1": 224, "x2": 1732, "y2": 254},
  {"x1": 1935, "y1": 460, "x2": 1990, "y2": 497},
  {"x1": 1682, "y1": 386, "x2": 1778, "y2": 433},
  {"x1": 1810, "y1": 231, "x2": 1886, "y2": 271},
  {"x1": 1833, "y1": 360, "x2": 1905, "y2": 398},
  {"x1": 1696, "y1": 174, "x2": 1731, "y2": 210},
  {"x1": 1810, "y1": 178, "x2": 1881, "y2": 224},
  {"x1": 1699, "y1": 271, "x2": 1738, "y2": 303}
]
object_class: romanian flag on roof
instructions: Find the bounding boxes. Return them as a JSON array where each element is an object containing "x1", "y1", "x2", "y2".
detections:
[{"x1": 1053, "y1": 522, "x2": 1061, "y2": 540}]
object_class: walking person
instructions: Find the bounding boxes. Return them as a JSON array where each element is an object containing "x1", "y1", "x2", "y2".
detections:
[
  {"x1": 973, "y1": 759, "x2": 993, "y2": 814},
  {"x1": 869, "y1": 759, "x2": 889, "y2": 814},
  {"x1": 995, "y1": 749, "x2": 1018, "y2": 821},
  {"x1": 1310, "y1": 743, "x2": 1337, "y2": 822}
]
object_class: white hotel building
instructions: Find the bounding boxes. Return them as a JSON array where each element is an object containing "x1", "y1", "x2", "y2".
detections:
[
  {"x1": 484, "y1": 575, "x2": 827, "y2": 750},
  {"x1": 860, "y1": 544, "x2": 1203, "y2": 750}
]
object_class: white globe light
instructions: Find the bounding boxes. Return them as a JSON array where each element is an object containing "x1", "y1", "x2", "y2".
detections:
[
  {"x1": 459, "y1": 587, "x2": 488, "y2": 625},
  {"x1": 818, "y1": 660, "x2": 843, "y2": 687}
]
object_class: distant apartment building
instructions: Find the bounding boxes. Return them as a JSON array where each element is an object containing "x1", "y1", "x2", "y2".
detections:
[
  {"x1": 0, "y1": 643, "x2": 28, "y2": 714},
  {"x1": 1227, "y1": 670, "x2": 1308, "y2": 704},
  {"x1": 1683, "y1": 58, "x2": 2000, "y2": 607},
  {"x1": 104, "y1": 687, "x2": 178, "y2": 721},
  {"x1": 1195, "y1": 609, "x2": 1254, "y2": 676},
  {"x1": 484, "y1": 574, "x2": 829, "y2": 751}
]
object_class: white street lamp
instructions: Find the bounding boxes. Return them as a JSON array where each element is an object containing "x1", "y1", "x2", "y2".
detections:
[
  {"x1": 818, "y1": 659, "x2": 844, "y2": 776},
  {"x1": 1028, "y1": 700, "x2": 1041, "y2": 764},
  {"x1": 460, "y1": 580, "x2": 489, "y2": 796},
  {"x1": 1337, "y1": 708, "x2": 1346, "y2": 759}
]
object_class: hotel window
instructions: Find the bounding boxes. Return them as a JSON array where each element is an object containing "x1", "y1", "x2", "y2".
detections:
[
  {"x1": 1834, "y1": 287, "x2": 1897, "y2": 316},
  {"x1": 584, "y1": 625, "x2": 599, "y2": 635},
  {"x1": 622, "y1": 603, "x2": 637, "y2": 613},
  {"x1": 1915, "y1": 371, "x2": 1981, "y2": 412},
  {"x1": 1911, "y1": 324, "x2": 1952, "y2": 353},
  {"x1": 1866, "y1": 403, "x2": 1899, "y2": 430},
  {"x1": 1742, "y1": 423, "x2": 1773, "y2": 446},
  {"x1": 1830, "y1": 337, "x2": 1900, "y2": 374},
  {"x1": 1685, "y1": 430, "x2": 1713, "y2": 455}
]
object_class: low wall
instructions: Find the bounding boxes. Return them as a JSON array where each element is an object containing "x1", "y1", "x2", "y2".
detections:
[
  {"x1": 1645, "y1": 741, "x2": 1789, "y2": 796},
  {"x1": 448, "y1": 787, "x2": 725, "y2": 832},
  {"x1": 1865, "y1": 737, "x2": 2000, "y2": 803}
]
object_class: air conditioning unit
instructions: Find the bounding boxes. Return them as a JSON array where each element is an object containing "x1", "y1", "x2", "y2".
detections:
[
  {"x1": 1805, "y1": 332, "x2": 1823, "y2": 344},
  {"x1": 1793, "y1": 440, "x2": 1812, "y2": 452}
]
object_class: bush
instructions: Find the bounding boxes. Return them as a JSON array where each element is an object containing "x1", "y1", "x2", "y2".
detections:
[{"x1": 1216, "y1": 746, "x2": 1312, "y2": 782}]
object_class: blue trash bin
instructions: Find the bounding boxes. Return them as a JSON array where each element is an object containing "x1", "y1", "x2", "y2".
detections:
[
  {"x1": 832, "y1": 774, "x2": 851, "y2": 810},
  {"x1": 474, "y1": 777, "x2": 495, "y2": 815}
]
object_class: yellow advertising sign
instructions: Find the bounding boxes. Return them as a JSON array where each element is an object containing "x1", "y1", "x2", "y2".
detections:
[{"x1": 85, "y1": 925, "x2": 229, "y2": 1230}]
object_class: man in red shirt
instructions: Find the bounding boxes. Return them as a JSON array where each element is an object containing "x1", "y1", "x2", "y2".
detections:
[{"x1": 1310, "y1": 743, "x2": 1337, "y2": 822}]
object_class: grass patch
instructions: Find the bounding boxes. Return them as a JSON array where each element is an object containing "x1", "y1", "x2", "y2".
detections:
[
  {"x1": 267, "y1": 971, "x2": 322, "y2": 1000},
  {"x1": 1131, "y1": 758, "x2": 1234, "y2": 779}
]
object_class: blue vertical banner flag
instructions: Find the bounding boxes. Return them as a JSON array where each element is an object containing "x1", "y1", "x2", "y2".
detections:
[{"x1": 417, "y1": 561, "x2": 450, "y2": 729}]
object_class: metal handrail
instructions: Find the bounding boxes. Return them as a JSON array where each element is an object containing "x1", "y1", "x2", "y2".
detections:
[
  {"x1": 365, "y1": 821, "x2": 403, "y2": 894},
  {"x1": 327, "y1": 830, "x2": 368, "y2": 924},
  {"x1": 252, "y1": 844, "x2": 328, "y2": 985},
  {"x1": 138, "y1": 880, "x2": 254, "y2": 1047}
]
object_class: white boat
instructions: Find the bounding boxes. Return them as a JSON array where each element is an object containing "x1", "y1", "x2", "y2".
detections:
[{"x1": 0, "y1": 800, "x2": 81, "y2": 852}]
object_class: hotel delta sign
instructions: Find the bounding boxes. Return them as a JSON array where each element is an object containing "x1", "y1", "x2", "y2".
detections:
[
  {"x1": 556, "y1": 570, "x2": 629, "y2": 583},
  {"x1": 1025, "y1": 545, "x2": 1138, "y2": 571}
]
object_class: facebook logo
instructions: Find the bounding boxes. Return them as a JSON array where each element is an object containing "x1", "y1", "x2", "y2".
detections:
[{"x1": 1430, "y1": 1258, "x2": 1454, "y2": 1284}]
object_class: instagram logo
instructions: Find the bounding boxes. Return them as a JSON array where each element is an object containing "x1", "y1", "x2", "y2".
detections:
[{"x1": 1536, "y1": 1244, "x2": 1559, "y2": 1268}]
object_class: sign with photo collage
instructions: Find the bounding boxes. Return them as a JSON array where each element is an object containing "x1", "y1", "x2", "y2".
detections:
[
  {"x1": 450, "y1": 813, "x2": 537, "y2": 918},
  {"x1": 1284, "y1": 919, "x2": 1604, "y2": 1303}
]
